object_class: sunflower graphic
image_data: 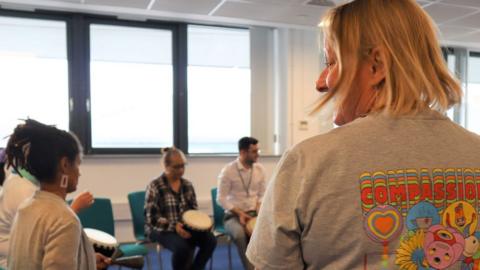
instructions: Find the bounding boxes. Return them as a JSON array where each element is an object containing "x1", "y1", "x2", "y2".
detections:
[{"x1": 395, "y1": 230, "x2": 429, "y2": 270}]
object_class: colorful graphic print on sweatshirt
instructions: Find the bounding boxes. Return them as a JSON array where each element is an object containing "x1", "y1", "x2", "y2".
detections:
[{"x1": 359, "y1": 167, "x2": 480, "y2": 270}]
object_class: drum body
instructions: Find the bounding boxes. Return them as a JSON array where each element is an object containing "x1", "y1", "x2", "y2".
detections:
[
  {"x1": 182, "y1": 210, "x2": 213, "y2": 237},
  {"x1": 246, "y1": 217, "x2": 257, "y2": 236},
  {"x1": 84, "y1": 228, "x2": 118, "y2": 257}
]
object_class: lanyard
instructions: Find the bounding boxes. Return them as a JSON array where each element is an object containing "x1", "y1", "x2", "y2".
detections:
[{"x1": 236, "y1": 166, "x2": 253, "y2": 197}]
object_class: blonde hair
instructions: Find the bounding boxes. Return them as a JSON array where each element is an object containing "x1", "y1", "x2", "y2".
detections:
[{"x1": 314, "y1": 0, "x2": 462, "y2": 116}]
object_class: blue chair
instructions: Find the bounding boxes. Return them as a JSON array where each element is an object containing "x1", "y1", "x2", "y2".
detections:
[
  {"x1": 128, "y1": 191, "x2": 163, "y2": 270},
  {"x1": 210, "y1": 188, "x2": 232, "y2": 270},
  {"x1": 75, "y1": 197, "x2": 151, "y2": 270}
]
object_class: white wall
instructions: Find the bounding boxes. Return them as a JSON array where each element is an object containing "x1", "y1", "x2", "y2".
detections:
[{"x1": 285, "y1": 28, "x2": 334, "y2": 144}]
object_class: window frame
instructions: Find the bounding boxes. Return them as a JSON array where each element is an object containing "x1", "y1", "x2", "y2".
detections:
[{"x1": 80, "y1": 17, "x2": 186, "y2": 155}]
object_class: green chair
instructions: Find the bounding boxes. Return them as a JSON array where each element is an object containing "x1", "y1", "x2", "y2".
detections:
[
  {"x1": 76, "y1": 197, "x2": 151, "y2": 270},
  {"x1": 128, "y1": 191, "x2": 163, "y2": 270},
  {"x1": 210, "y1": 188, "x2": 232, "y2": 270}
]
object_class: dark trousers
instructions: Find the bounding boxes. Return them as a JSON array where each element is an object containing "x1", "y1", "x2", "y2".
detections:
[{"x1": 150, "y1": 230, "x2": 217, "y2": 270}]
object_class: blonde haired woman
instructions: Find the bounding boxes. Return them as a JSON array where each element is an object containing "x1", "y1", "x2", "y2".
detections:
[{"x1": 247, "y1": 0, "x2": 480, "y2": 269}]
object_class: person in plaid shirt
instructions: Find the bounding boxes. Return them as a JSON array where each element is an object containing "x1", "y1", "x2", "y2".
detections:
[{"x1": 145, "y1": 147, "x2": 216, "y2": 270}]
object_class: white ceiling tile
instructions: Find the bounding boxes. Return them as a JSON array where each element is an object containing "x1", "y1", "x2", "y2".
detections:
[
  {"x1": 451, "y1": 31, "x2": 480, "y2": 43},
  {"x1": 151, "y1": 0, "x2": 222, "y2": 15},
  {"x1": 214, "y1": 1, "x2": 327, "y2": 26},
  {"x1": 416, "y1": 0, "x2": 432, "y2": 7},
  {"x1": 272, "y1": 5, "x2": 328, "y2": 25},
  {"x1": 84, "y1": 0, "x2": 150, "y2": 9},
  {"x1": 51, "y1": 0, "x2": 82, "y2": 3},
  {"x1": 444, "y1": 12, "x2": 480, "y2": 28},
  {"x1": 423, "y1": 3, "x2": 477, "y2": 24},
  {"x1": 213, "y1": 2, "x2": 278, "y2": 22},
  {"x1": 246, "y1": 0, "x2": 305, "y2": 4},
  {"x1": 440, "y1": 0, "x2": 480, "y2": 8},
  {"x1": 438, "y1": 25, "x2": 477, "y2": 39}
]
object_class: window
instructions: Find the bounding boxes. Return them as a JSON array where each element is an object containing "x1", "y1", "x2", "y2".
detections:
[
  {"x1": 89, "y1": 24, "x2": 174, "y2": 149},
  {"x1": 442, "y1": 48, "x2": 480, "y2": 135},
  {"x1": 0, "y1": 9, "x2": 257, "y2": 154},
  {"x1": 187, "y1": 25, "x2": 251, "y2": 153},
  {"x1": 0, "y1": 15, "x2": 68, "y2": 147},
  {"x1": 467, "y1": 52, "x2": 480, "y2": 134}
]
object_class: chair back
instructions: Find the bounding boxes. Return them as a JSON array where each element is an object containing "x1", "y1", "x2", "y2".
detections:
[
  {"x1": 211, "y1": 188, "x2": 225, "y2": 230},
  {"x1": 76, "y1": 197, "x2": 115, "y2": 236},
  {"x1": 128, "y1": 191, "x2": 147, "y2": 241}
]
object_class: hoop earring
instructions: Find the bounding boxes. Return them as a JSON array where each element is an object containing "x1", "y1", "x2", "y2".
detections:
[{"x1": 60, "y1": 174, "x2": 69, "y2": 188}]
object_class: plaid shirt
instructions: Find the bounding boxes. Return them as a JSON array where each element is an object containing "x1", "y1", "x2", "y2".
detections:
[{"x1": 144, "y1": 174, "x2": 198, "y2": 236}]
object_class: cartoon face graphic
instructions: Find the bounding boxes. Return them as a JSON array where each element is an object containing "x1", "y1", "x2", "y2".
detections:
[
  {"x1": 406, "y1": 201, "x2": 440, "y2": 231},
  {"x1": 424, "y1": 225, "x2": 465, "y2": 269},
  {"x1": 443, "y1": 201, "x2": 477, "y2": 235},
  {"x1": 464, "y1": 234, "x2": 480, "y2": 258},
  {"x1": 455, "y1": 203, "x2": 466, "y2": 227},
  {"x1": 417, "y1": 217, "x2": 433, "y2": 230}
]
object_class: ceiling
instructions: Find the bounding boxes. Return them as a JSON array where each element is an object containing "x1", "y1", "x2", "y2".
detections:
[{"x1": 0, "y1": 0, "x2": 480, "y2": 49}]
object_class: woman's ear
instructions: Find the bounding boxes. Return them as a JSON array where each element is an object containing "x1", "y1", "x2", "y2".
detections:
[
  {"x1": 369, "y1": 47, "x2": 386, "y2": 87},
  {"x1": 59, "y1": 156, "x2": 70, "y2": 175}
]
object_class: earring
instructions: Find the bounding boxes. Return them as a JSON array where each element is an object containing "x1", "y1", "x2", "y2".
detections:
[{"x1": 60, "y1": 174, "x2": 69, "y2": 188}]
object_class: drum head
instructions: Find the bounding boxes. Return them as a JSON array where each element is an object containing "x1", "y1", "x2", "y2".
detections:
[
  {"x1": 182, "y1": 210, "x2": 213, "y2": 231},
  {"x1": 84, "y1": 228, "x2": 118, "y2": 257},
  {"x1": 84, "y1": 228, "x2": 118, "y2": 246}
]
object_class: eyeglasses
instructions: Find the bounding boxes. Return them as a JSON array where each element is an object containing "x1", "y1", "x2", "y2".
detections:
[{"x1": 171, "y1": 163, "x2": 186, "y2": 170}]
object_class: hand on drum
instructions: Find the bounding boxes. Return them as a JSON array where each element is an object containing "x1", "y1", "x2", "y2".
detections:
[
  {"x1": 95, "y1": 252, "x2": 112, "y2": 270},
  {"x1": 239, "y1": 212, "x2": 252, "y2": 226},
  {"x1": 71, "y1": 191, "x2": 95, "y2": 213},
  {"x1": 176, "y1": 223, "x2": 192, "y2": 239}
]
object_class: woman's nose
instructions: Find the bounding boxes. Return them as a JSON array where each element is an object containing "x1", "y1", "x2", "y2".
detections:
[{"x1": 316, "y1": 69, "x2": 329, "y2": 92}]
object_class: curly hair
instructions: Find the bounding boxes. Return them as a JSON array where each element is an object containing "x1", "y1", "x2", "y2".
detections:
[{"x1": 5, "y1": 119, "x2": 82, "y2": 183}]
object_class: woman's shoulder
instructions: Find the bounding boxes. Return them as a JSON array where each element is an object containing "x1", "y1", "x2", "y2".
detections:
[{"x1": 17, "y1": 195, "x2": 80, "y2": 230}]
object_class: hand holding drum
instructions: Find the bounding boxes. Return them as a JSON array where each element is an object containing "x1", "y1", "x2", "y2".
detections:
[{"x1": 84, "y1": 228, "x2": 144, "y2": 269}]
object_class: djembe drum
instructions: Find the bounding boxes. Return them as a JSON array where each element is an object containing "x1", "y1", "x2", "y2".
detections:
[
  {"x1": 84, "y1": 228, "x2": 144, "y2": 269},
  {"x1": 182, "y1": 210, "x2": 213, "y2": 237},
  {"x1": 84, "y1": 228, "x2": 118, "y2": 257}
]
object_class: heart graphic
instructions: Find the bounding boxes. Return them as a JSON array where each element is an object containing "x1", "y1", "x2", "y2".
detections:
[
  {"x1": 364, "y1": 205, "x2": 403, "y2": 243},
  {"x1": 374, "y1": 215, "x2": 394, "y2": 235}
]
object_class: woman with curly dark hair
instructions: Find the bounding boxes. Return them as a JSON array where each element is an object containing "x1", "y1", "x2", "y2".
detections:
[{"x1": 5, "y1": 119, "x2": 110, "y2": 270}]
